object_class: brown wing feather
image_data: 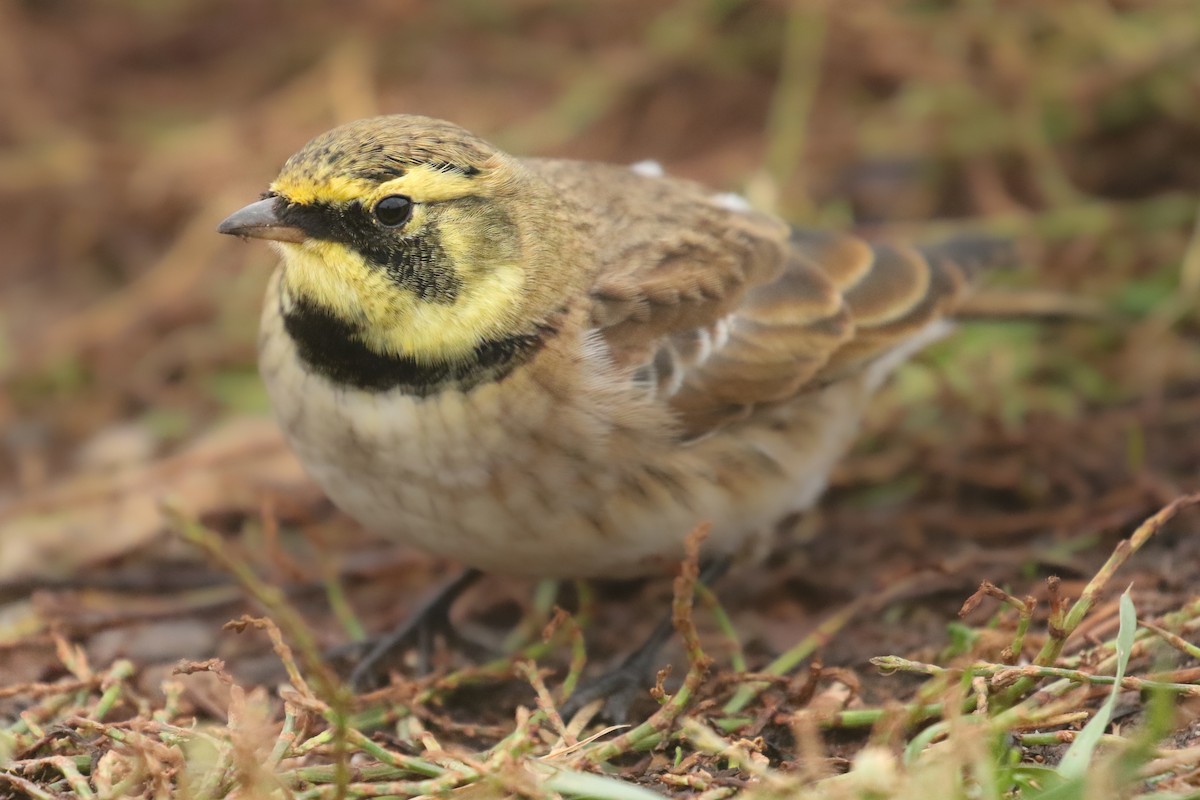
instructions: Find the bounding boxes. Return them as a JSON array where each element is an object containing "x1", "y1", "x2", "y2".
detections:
[
  {"x1": 530, "y1": 159, "x2": 1010, "y2": 441},
  {"x1": 668, "y1": 231, "x2": 1011, "y2": 438},
  {"x1": 808, "y1": 235, "x2": 1014, "y2": 384},
  {"x1": 595, "y1": 223, "x2": 1010, "y2": 438}
]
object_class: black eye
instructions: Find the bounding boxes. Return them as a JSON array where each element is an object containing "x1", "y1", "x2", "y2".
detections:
[{"x1": 373, "y1": 194, "x2": 413, "y2": 227}]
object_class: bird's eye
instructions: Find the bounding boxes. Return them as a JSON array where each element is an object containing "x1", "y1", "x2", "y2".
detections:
[{"x1": 373, "y1": 194, "x2": 413, "y2": 227}]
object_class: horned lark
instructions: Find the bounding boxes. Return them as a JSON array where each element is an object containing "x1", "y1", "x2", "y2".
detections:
[{"x1": 218, "y1": 114, "x2": 1009, "y2": 583}]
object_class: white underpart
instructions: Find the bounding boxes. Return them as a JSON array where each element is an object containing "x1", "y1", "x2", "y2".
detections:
[
  {"x1": 630, "y1": 160, "x2": 665, "y2": 178},
  {"x1": 864, "y1": 318, "x2": 955, "y2": 392},
  {"x1": 255, "y1": 268, "x2": 960, "y2": 579},
  {"x1": 712, "y1": 192, "x2": 753, "y2": 212}
]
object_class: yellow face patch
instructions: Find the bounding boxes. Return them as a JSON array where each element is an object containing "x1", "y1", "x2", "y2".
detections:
[
  {"x1": 274, "y1": 238, "x2": 526, "y2": 363},
  {"x1": 267, "y1": 148, "x2": 531, "y2": 363}
]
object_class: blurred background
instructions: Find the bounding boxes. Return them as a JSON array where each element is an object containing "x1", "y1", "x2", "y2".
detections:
[{"x1": 1, "y1": 0, "x2": 1199, "y2": 688}]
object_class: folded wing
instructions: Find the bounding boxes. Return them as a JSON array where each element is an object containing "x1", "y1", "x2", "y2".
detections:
[{"x1": 585, "y1": 188, "x2": 1009, "y2": 439}]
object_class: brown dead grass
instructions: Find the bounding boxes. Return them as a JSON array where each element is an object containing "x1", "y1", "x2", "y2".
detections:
[{"x1": 2, "y1": 0, "x2": 1200, "y2": 797}]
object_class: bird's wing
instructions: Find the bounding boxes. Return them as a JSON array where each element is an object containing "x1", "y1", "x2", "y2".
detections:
[{"x1": 533, "y1": 160, "x2": 1007, "y2": 440}]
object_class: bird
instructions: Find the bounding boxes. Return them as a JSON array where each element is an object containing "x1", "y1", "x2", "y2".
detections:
[{"x1": 217, "y1": 114, "x2": 1012, "y2": 690}]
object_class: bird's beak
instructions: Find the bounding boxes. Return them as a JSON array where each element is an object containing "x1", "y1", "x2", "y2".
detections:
[{"x1": 217, "y1": 198, "x2": 307, "y2": 244}]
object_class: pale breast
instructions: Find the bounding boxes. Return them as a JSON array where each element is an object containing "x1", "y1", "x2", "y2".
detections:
[{"x1": 257, "y1": 272, "x2": 881, "y2": 578}]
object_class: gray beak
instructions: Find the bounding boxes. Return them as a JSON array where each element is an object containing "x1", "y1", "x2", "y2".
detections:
[{"x1": 217, "y1": 197, "x2": 307, "y2": 244}]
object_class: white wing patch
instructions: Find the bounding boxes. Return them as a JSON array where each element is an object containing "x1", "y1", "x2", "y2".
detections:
[
  {"x1": 710, "y1": 316, "x2": 731, "y2": 351},
  {"x1": 689, "y1": 315, "x2": 733, "y2": 368},
  {"x1": 712, "y1": 192, "x2": 753, "y2": 213},
  {"x1": 630, "y1": 160, "x2": 665, "y2": 178},
  {"x1": 638, "y1": 314, "x2": 737, "y2": 401},
  {"x1": 693, "y1": 327, "x2": 714, "y2": 363}
]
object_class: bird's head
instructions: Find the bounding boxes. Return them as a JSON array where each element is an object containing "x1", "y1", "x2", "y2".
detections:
[{"x1": 219, "y1": 115, "x2": 569, "y2": 365}]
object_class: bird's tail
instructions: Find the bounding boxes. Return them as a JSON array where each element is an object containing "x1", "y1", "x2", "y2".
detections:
[
  {"x1": 919, "y1": 234, "x2": 1019, "y2": 281},
  {"x1": 922, "y1": 234, "x2": 1107, "y2": 322}
]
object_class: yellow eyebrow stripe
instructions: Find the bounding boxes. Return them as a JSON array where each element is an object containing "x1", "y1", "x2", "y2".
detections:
[
  {"x1": 270, "y1": 174, "x2": 374, "y2": 205},
  {"x1": 376, "y1": 167, "x2": 479, "y2": 203},
  {"x1": 270, "y1": 164, "x2": 480, "y2": 207}
]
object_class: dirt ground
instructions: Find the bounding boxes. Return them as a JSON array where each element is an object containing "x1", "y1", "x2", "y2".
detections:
[{"x1": 2, "y1": 1, "x2": 1200, "y2": 797}]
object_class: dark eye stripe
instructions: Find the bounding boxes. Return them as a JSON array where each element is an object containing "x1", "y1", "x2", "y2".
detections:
[
  {"x1": 274, "y1": 197, "x2": 461, "y2": 304},
  {"x1": 275, "y1": 197, "x2": 357, "y2": 242}
]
